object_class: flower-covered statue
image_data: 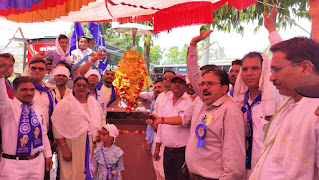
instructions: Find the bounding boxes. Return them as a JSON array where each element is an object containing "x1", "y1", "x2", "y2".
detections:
[{"x1": 113, "y1": 50, "x2": 152, "y2": 113}]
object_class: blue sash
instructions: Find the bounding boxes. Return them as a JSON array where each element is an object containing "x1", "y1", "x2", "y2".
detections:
[
  {"x1": 107, "y1": 86, "x2": 116, "y2": 107},
  {"x1": 34, "y1": 83, "x2": 56, "y2": 142},
  {"x1": 84, "y1": 132, "x2": 93, "y2": 180},
  {"x1": 16, "y1": 103, "x2": 43, "y2": 157},
  {"x1": 241, "y1": 91, "x2": 262, "y2": 169},
  {"x1": 101, "y1": 146, "x2": 119, "y2": 180},
  {"x1": 229, "y1": 90, "x2": 234, "y2": 97}
]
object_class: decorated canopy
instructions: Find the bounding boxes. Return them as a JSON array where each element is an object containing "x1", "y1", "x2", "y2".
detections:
[{"x1": 0, "y1": 0, "x2": 257, "y2": 32}]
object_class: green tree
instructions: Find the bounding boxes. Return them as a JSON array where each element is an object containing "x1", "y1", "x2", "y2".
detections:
[
  {"x1": 212, "y1": 1, "x2": 310, "y2": 35},
  {"x1": 210, "y1": 46, "x2": 226, "y2": 59},
  {"x1": 163, "y1": 44, "x2": 188, "y2": 64},
  {"x1": 149, "y1": 45, "x2": 163, "y2": 65}
]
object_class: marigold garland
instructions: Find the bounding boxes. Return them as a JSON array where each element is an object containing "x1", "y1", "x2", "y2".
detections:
[{"x1": 114, "y1": 50, "x2": 152, "y2": 113}]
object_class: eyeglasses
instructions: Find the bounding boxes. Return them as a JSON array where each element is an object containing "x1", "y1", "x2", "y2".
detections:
[
  {"x1": 198, "y1": 81, "x2": 221, "y2": 88},
  {"x1": 74, "y1": 83, "x2": 89, "y2": 88},
  {"x1": 30, "y1": 66, "x2": 45, "y2": 72},
  {"x1": 270, "y1": 63, "x2": 299, "y2": 76}
]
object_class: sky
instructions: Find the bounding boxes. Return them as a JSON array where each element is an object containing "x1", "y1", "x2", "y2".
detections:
[{"x1": 0, "y1": 16, "x2": 312, "y2": 61}]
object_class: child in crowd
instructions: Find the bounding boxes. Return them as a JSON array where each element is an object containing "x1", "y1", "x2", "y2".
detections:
[
  {"x1": 93, "y1": 124, "x2": 124, "y2": 180},
  {"x1": 70, "y1": 36, "x2": 92, "y2": 64}
]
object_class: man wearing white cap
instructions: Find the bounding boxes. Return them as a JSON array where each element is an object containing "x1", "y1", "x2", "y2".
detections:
[
  {"x1": 50, "y1": 66, "x2": 72, "y2": 102},
  {"x1": 85, "y1": 69, "x2": 107, "y2": 117}
]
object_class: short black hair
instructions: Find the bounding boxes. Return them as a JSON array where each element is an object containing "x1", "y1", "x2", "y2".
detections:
[
  {"x1": 0, "y1": 53, "x2": 15, "y2": 63},
  {"x1": 200, "y1": 64, "x2": 218, "y2": 71},
  {"x1": 74, "y1": 76, "x2": 89, "y2": 86},
  {"x1": 78, "y1": 36, "x2": 89, "y2": 43},
  {"x1": 28, "y1": 58, "x2": 46, "y2": 67},
  {"x1": 270, "y1": 37, "x2": 319, "y2": 73},
  {"x1": 202, "y1": 65, "x2": 229, "y2": 91},
  {"x1": 13, "y1": 76, "x2": 36, "y2": 90},
  {"x1": 86, "y1": 36, "x2": 95, "y2": 41},
  {"x1": 58, "y1": 34, "x2": 69, "y2": 41},
  {"x1": 154, "y1": 78, "x2": 163, "y2": 84},
  {"x1": 242, "y1": 52, "x2": 263, "y2": 64},
  {"x1": 231, "y1": 59, "x2": 242, "y2": 66},
  {"x1": 57, "y1": 61, "x2": 72, "y2": 73},
  {"x1": 163, "y1": 70, "x2": 175, "y2": 76}
]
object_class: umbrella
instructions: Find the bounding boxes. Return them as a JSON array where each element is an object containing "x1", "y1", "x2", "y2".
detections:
[{"x1": 108, "y1": 23, "x2": 154, "y2": 50}]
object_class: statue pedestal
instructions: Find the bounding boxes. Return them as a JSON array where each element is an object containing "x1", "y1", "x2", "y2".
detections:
[{"x1": 106, "y1": 99, "x2": 156, "y2": 180}]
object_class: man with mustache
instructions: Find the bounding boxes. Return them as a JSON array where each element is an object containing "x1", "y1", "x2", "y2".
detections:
[
  {"x1": 144, "y1": 78, "x2": 164, "y2": 151},
  {"x1": 85, "y1": 69, "x2": 107, "y2": 117},
  {"x1": 99, "y1": 69, "x2": 117, "y2": 107},
  {"x1": 249, "y1": 2, "x2": 319, "y2": 175},
  {"x1": 150, "y1": 66, "x2": 245, "y2": 180},
  {"x1": 0, "y1": 60, "x2": 52, "y2": 179},
  {"x1": 50, "y1": 66, "x2": 72, "y2": 102},
  {"x1": 233, "y1": 51, "x2": 283, "y2": 179},
  {"x1": 153, "y1": 74, "x2": 192, "y2": 180},
  {"x1": 228, "y1": 59, "x2": 242, "y2": 97},
  {"x1": 148, "y1": 70, "x2": 175, "y2": 180},
  {"x1": 249, "y1": 37, "x2": 319, "y2": 179},
  {"x1": 45, "y1": 34, "x2": 72, "y2": 69},
  {"x1": 28, "y1": 58, "x2": 57, "y2": 179}
]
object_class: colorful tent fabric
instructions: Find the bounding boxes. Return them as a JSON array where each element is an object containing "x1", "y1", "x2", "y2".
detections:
[{"x1": 0, "y1": 0, "x2": 257, "y2": 33}]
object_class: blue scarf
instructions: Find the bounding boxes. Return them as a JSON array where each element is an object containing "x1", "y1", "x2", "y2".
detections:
[
  {"x1": 107, "y1": 86, "x2": 116, "y2": 107},
  {"x1": 16, "y1": 103, "x2": 43, "y2": 157},
  {"x1": 34, "y1": 83, "x2": 56, "y2": 142},
  {"x1": 101, "y1": 146, "x2": 119, "y2": 180},
  {"x1": 241, "y1": 91, "x2": 262, "y2": 169}
]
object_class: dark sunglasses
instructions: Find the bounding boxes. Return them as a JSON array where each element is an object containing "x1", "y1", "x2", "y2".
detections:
[{"x1": 30, "y1": 66, "x2": 45, "y2": 72}]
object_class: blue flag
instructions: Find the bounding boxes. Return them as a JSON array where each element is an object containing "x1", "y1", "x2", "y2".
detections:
[
  {"x1": 70, "y1": 22, "x2": 84, "y2": 52},
  {"x1": 88, "y1": 22, "x2": 108, "y2": 74},
  {"x1": 88, "y1": 22, "x2": 105, "y2": 49}
]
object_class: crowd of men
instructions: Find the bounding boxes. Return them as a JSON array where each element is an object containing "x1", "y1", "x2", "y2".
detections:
[
  {"x1": 0, "y1": 1, "x2": 319, "y2": 180},
  {"x1": 144, "y1": 2, "x2": 319, "y2": 180},
  {"x1": 0, "y1": 34, "x2": 116, "y2": 180}
]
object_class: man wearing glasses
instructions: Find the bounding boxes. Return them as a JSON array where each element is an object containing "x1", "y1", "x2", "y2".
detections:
[
  {"x1": 28, "y1": 58, "x2": 57, "y2": 180},
  {"x1": 249, "y1": 37, "x2": 319, "y2": 180},
  {"x1": 151, "y1": 70, "x2": 175, "y2": 180},
  {"x1": 150, "y1": 66, "x2": 245, "y2": 180}
]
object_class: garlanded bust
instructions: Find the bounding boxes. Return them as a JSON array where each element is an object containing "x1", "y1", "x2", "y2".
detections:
[{"x1": 114, "y1": 50, "x2": 151, "y2": 112}]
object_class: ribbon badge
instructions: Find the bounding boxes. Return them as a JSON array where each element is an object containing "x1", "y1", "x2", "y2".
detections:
[
  {"x1": 195, "y1": 124, "x2": 206, "y2": 148},
  {"x1": 178, "y1": 110, "x2": 184, "y2": 115}
]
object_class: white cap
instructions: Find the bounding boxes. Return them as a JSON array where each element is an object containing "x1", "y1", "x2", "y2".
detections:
[
  {"x1": 50, "y1": 66, "x2": 70, "y2": 80},
  {"x1": 84, "y1": 69, "x2": 101, "y2": 82},
  {"x1": 102, "y1": 124, "x2": 119, "y2": 140}
]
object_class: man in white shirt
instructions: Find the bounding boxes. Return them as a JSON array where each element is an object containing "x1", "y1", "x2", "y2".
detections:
[
  {"x1": 85, "y1": 69, "x2": 107, "y2": 117},
  {"x1": 99, "y1": 69, "x2": 117, "y2": 107},
  {"x1": 28, "y1": 58, "x2": 57, "y2": 180},
  {"x1": 154, "y1": 74, "x2": 192, "y2": 180},
  {"x1": 150, "y1": 66, "x2": 246, "y2": 180},
  {"x1": 228, "y1": 59, "x2": 242, "y2": 97},
  {"x1": 0, "y1": 61, "x2": 52, "y2": 179},
  {"x1": 50, "y1": 66, "x2": 72, "y2": 102},
  {"x1": 250, "y1": 37, "x2": 319, "y2": 180}
]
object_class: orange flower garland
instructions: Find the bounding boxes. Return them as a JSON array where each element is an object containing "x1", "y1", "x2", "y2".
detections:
[{"x1": 114, "y1": 50, "x2": 152, "y2": 113}]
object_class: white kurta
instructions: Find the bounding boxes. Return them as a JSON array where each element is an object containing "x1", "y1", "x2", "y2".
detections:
[
  {"x1": 250, "y1": 97, "x2": 319, "y2": 180},
  {"x1": 0, "y1": 77, "x2": 52, "y2": 180}
]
